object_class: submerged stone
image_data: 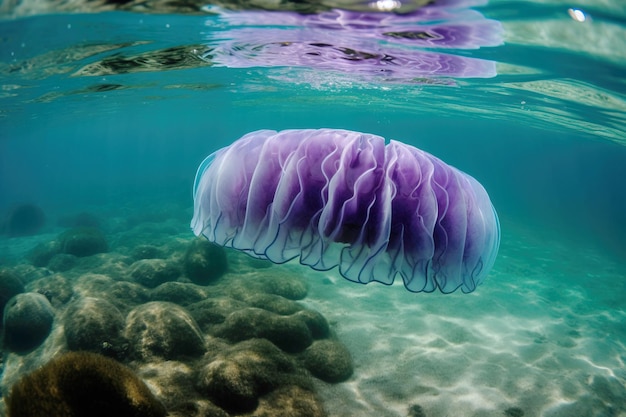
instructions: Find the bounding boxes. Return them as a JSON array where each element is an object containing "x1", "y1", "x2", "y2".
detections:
[
  {"x1": 0, "y1": 268, "x2": 24, "y2": 323},
  {"x1": 64, "y1": 297, "x2": 126, "y2": 357},
  {"x1": 300, "y1": 339, "x2": 353, "y2": 383},
  {"x1": 150, "y1": 281, "x2": 207, "y2": 306},
  {"x1": 125, "y1": 301, "x2": 205, "y2": 361},
  {"x1": 214, "y1": 307, "x2": 313, "y2": 353},
  {"x1": 4, "y1": 204, "x2": 45, "y2": 237},
  {"x1": 59, "y1": 227, "x2": 108, "y2": 257},
  {"x1": 3, "y1": 292, "x2": 55, "y2": 353},
  {"x1": 183, "y1": 239, "x2": 228, "y2": 285},
  {"x1": 130, "y1": 258, "x2": 180, "y2": 288},
  {"x1": 197, "y1": 339, "x2": 307, "y2": 414},
  {"x1": 6, "y1": 351, "x2": 167, "y2": 417}
]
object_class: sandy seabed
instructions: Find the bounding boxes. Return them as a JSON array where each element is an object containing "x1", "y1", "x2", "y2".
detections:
[
  {"x1": 1, "y1": 206, "x2": 625, "y2": 417},
  {"x1": 301, "y1": 219, "x2": 626, "y2": 417}
]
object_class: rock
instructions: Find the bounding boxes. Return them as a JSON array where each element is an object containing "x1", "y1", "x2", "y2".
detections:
[
  {"x1": 214, "y1": 308, "x2": 313, "y2": 353},
  {"x1": 2, "y1": 292, "x2": 55, "y2": 353},
  {"x1": 187, "y1": 297, "x2": 248, "y2": 332},
  {"x1": 27, "y1": 274, "x2": 74, "y2": 308},
  {"x1": 5, "y1": 351, "x2": 167, "y2": 417},
  {"x1": 300, "y1": 340, "x2": 353, "y2": 383},
  {"x1": 184, "y1": 239, "x2": 228, "y2": 285},
  {"x1": 293, "y1": 309, "x2": 330, "y2": 339},
  {"x1": 151, "y1": 282, "x2": 207, "y2": 306},
  {"x1": 125, "y1": 302, "x2": 205, "y2": 361},
  {"x1": 107, "y1": 281, "x2": 151, "y2": 313},
  {"x1": 63, "y1": 297, "x2": 126, "y2": 357},
  {"x1": 0, "y1": 268, "x2": 24, "y2": 323},
  {"x1": 131, "y1": 245, "x2": 164, "y2": 260},
  {"x1": 240, "y1": 293, "x2": 303, "y2": 316},
  {"x1": 58, "y1": 227, "x2": 108, "y2": 257},
  {"x1": 408, "y1": 404, "x2": 427, "y2": 417},
  {"x1": 74, "y1": 274, "x2": 149, "y2": 314},
  {"x1": 130, "y1": 259, "x2": 180, "y2": 288},
  {"x1": 226, "y1": 270, "x2": 308, "y2": 301},
  {"x1": 28, "y1": 240, "x2": 62, "y2": 267},
  {"x1": 167, "y1": 400, "x2": 230, "y2": 417},
  {"x1": 254, "y1": 385, "x2": 326, "y2": 417},
  {"x1": 197, "y1": 339, "x2": 305, "y2": 414},
  {"x1": 47, "y1": 253, "x2": 77, "y2": 272},
  {"x1": 3, "y1": 204, "x2": 45, "y2": 237}
]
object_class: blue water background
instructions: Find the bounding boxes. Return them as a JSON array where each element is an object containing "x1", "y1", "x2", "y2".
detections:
[
  {"x1": 1, "y1": 8, "x2": 625, "y2": 260},
  {"x1": 1, "y1": 3, "x2": 626, "y2": 415}
]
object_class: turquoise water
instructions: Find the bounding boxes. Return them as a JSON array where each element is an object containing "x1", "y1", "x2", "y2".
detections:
[{"x1": 1, "y1": 0, "x2": 625, "y2": 416}]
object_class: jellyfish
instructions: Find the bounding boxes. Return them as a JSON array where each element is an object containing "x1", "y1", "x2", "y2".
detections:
[{"x1": 191, "y1": 129, "x2": 500, "y2": 294}]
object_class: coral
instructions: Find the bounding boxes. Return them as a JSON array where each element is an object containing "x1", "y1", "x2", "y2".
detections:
[
  {"x1": 300, "y1": 340, "x2": 353, "y2": 383},
  {"x1": 2, "y1": 292, "x2": 55, "y2": 353},
  {"x1": 5, "y1": 351, "x2": 166, "y2": 417},
  {"x1": 125, "y1": 301, "x2": 205, "y2": 361},
  {"x1": 183, "y1": 239, "x2": 228, "y2": 285}
]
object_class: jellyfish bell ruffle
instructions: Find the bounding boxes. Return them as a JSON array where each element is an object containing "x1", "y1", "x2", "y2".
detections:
[{"x1": 191, "y1": 129, "x2": 500, "y2": 294}]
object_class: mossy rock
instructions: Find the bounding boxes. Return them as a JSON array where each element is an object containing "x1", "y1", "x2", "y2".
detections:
[
  {"x1": 131, "y1": 244, "x2": 164, "y2": 260},
  {"x1": 300, "y1": 340, "x2": 353, "y2": 383},
  {"x1": 254, "y1": 385, "x2": 327, "y2": 417},
  {"x1": 28, "y1": 240, "x2": 62, "y2": 267},
  {"x1": 243, "y1": 293, "x2": 304, "y2": 316},
  {"x1": 6, "y1": 351, "x2": 166, "y2": 417},
  {"x1": 213, "y1": 307, "x2": 312, "y2": 353},
  {"x1": 59, "y1": 227, "x2": 108, "y2": 257},
  {"x1": 3, "y1": 292, "x2": 55, "y2": 353},
  {"x1": 4, "y1": 203, "x2": 45, "y2": 237},
  {"x1": 27, "y1": 274, "x2": 74, "y2": 308},
  {"x1": 292, "y1": 309, "x2": 330, "y2": 339},
  {"x1": 130, "y1": 259, "x2": 180, "y2": 288},
  {"x1": 183, "y1": 239, "x2": 228, "y2": 285},
  {"x1": 187, "y1": 297, "x2": 248, "y2": 332},
  {"x1": 0, "y1": 268, "x2": 24, "y2": 323},
  {"x1": 197, "y1": 339, "x2": 306, "y2": 414},
  {"x1": 125, "y1": 302, "x2": 205, "y2": 361},
  {"x1": 226, "y1": 270, "x2": 308, "y2": 301},
  {"x1": 150, "y1": 282, "x2": 207, "y2": 306},
  {"x1": 47, "y1": 253, "x2": 78, "y2": 272},
  {"x1": 63, "y1": 297, "x2": 126, "y2": 357}
]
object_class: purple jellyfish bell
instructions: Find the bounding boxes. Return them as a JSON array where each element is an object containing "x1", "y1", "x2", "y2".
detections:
[{"x1": 192, "y1": 129, "x2": 500, "y2": 294}]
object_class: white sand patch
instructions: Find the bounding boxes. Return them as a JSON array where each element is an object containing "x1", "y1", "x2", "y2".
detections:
[{"x1": 299, "y1": 221, "x2": 626, "y2": 417}]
